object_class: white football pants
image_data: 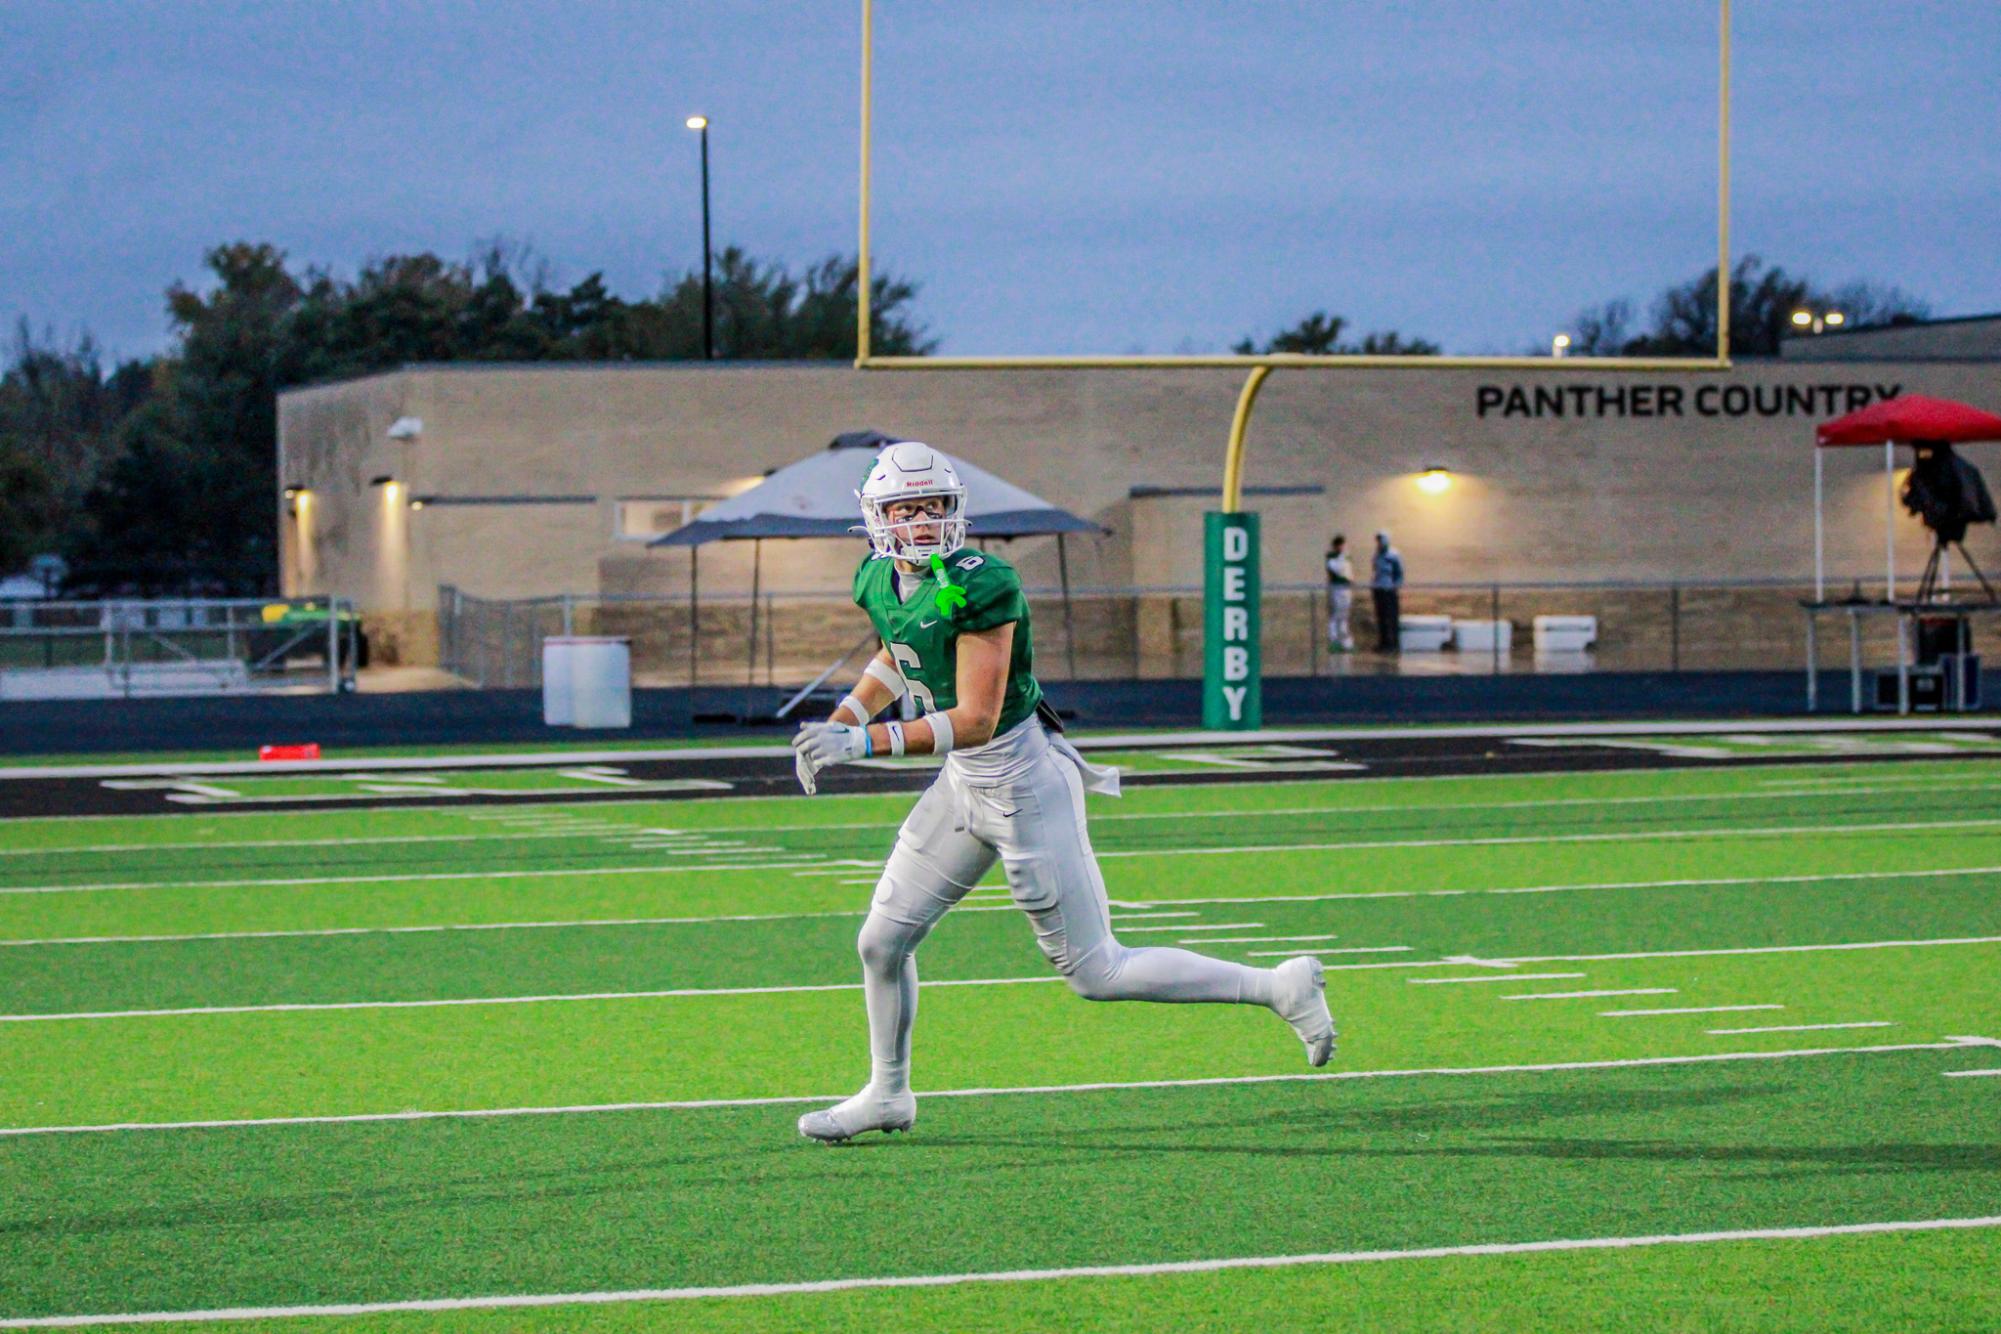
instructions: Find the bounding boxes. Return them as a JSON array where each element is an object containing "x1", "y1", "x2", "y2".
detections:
[
  {"x1": 855, "y1": 738, "x2": 1276, "y2": 1094},
  {"x1": 1328, "y1": 586, "x2": 1354, "y2": 648}
]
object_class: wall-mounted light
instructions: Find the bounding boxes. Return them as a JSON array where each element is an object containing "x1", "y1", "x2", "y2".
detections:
[
  {"x1": 408, "y1": 499, "x2": 426, "y2": 511},
  {"x1": 1416, "y1": 466, "x2": 1453, "y2": 495},
  {"x1": 282, "y1": 484, "x2": 306, "y2": 499},
  {"x1": 369, "y1": 475, "x2": 396, "y2": 488},
  {"x1": 386, "y1": 417, "x2": 423, "y2": 440}
]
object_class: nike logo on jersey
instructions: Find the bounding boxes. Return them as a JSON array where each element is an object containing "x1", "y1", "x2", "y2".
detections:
[{"x1": 918, "y1": 619, "x2": 938, "y2": 628}]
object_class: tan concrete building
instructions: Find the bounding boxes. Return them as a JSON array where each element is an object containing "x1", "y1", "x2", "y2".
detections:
[{"x1": 277, "y1": 355, "x2": 2001, "y2": 680}]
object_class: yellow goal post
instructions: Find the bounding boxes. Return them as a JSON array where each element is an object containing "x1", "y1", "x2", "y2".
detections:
[{"x1": 854, "y1": 0, "x2": 1735, "y2": 508}]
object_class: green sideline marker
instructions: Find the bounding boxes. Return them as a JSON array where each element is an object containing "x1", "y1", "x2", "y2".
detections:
[{"x1": 1203, "y1": 511, "x2": 1261, "y2": 729}]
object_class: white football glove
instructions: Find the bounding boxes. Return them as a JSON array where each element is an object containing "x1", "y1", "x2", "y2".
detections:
[{"x1": 791, "y1": 721, "x2": 871, "y2": 794}]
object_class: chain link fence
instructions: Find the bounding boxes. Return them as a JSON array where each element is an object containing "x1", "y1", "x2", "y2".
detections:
[{"x1": 437, "y1": 578, "x2": 1869, "y2": 691}]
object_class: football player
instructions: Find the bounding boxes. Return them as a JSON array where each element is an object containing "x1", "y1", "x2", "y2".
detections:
[{"x1": 791, "y1": 441, "x2": 1335, "y2": 1142}]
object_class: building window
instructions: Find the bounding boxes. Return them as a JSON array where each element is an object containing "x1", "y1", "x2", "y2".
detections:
[{"x1": 614, "y1": 497, "x2": 716, "y2": 542}]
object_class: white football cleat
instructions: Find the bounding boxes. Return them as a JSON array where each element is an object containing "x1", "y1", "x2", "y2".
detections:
[
  {"x1": 797, "y1": 1086, "x2": 917, "y2": 1143},
  {"x1": 1272, "y1": 956, "x2": 1337, "y2": 1067}
]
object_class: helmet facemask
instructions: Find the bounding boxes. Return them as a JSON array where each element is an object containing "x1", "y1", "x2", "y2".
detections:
[{"x1": 861, "y1": 489, "x2": 968, "y2": 562}]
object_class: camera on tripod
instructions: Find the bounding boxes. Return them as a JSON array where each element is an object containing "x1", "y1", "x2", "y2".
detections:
[{"x1": 1900, "y1": 440, "x2": 1997, "y2": 602}]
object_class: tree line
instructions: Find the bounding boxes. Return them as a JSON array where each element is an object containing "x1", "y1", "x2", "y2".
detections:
[
  {"x1": 0, "y1": 243, "x2": 933, "y2": 591},
  {"x1": 0, "y1": 247, "x2": 1927, "y2": 592},
  {"x1": 1235, "y1": 255, "x2": 1926, "y2": 359}
]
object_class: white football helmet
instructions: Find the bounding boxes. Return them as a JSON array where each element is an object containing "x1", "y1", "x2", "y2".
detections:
[{"x1": 858, "y1": 441, "x2": 969, "y2": 561}]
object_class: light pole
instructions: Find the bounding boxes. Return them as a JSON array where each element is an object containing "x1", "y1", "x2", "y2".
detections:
[
  {"x1": 1790, "y1": 307, "x2": 1846, "y2": 335},
  {"x1": 686, "y1": 116, "x2": 714, "y2": 360},
  {"x1": 1551, "y1": 332, "x2": 1572, "y2": 358}
]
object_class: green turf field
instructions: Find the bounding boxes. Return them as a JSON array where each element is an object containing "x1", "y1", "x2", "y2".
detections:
[{"x1": 2, "y1": 751, "x2": 1998, "y2": 1329}]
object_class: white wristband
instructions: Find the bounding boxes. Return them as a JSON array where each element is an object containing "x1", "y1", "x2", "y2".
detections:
[
  {"x1": 885, "y1": 721, "x2": 906, "y2": 756},
  {"x1": 863, "y1": 658, "x2": 908, "y2": 699},
  {"x1": 836, "y1": 693, "x2": 872, "y2": 725},
  {"x1": 926, "y1": 710, "x2": 955, "y2": 756}
]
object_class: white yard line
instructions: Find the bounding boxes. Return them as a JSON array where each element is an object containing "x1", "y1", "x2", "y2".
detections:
[
  {"x1": 7, "y1": 716, "x2": 1993, "y2": 781},
  {"x1": 1181, "y1": 934, "x2": 1343, "y2": 944},
  {"x1": 1090, "y1": 816, "x2": 2001, "y2": 862},
  {"x1": 1087, "y1": 780, "x2": 2001, "y2": 826},
  {"x1": 1108, "y1": 912, "x2": 1201, "y2": 921},
  {"x1": 1200, "y1": 936, "x2": 2000, "y2": 976},
  {"x1": 1943, "y1": 1068, "x2": 2001, "y2": 1078},
  {"x1": 1482, "y1": 865, "x2": 2001, "y2": 899},
  {"x1": 0, "y1": 830, "x2": 644, "y2": 858},
  {"x1": 0, "y1": 1038, "x2": 1984, "y2": 1140},
  {"x1": 1504, "y1": 989, "x2": 1677, "y2": 1002},
  {"x1": 1408, "y1": 973, "x2": 1588, "y2": 986},
  {"x1": 18, "y1": 824, "x2": 2001, "y2": 900},
  {"x1": 6, "y1": 1215, "x2": 1998, "y2": 1328},
  {"x1": 1118, "y1": 922, "x2": 1264, "y2": 933},
  {"x1": 7, "y1": 936, "x2": 1992, "y2": 1016},
  {"x1": 1757, "y1": 768, "x2": 1998, "y2": 787},
  {"x1": 154, "y1": 782, "x2": 735, "y2": 807},
  {"x1": 29, "y1": 860, "x2": 1968, "y2": 946},
  {"x1": 8, "y1": 774, "x2": 1994, "y2": 859},
  {"x1": 0, "y1": 859, "x2": 840, "y2": 897},
  {"x1": 0, "y1": 907, "x2": 981, "y2": 949},
  {"x1": 1496, "y1": 936, "x2": 2001, "y2": 965},
  {"x1": 1243, "y1": 945, "x2": 1411, "y2": 956},
  {"x1": 1602, "y1": 1005, "x2": 1784, "y2": 1017},
  {"x1": 0, "y1": 976, "x2": 1069, "y2": 1024},
  {"x1": 1113, "y1": 865, "x2": 2001, "y2": 912},
  {"x1": 14, "y1": 771, "x2": 2001, "y2": 859},
  {"x1": 1706, "y1": 1022, "x2": 1894, "y2": 1035}
]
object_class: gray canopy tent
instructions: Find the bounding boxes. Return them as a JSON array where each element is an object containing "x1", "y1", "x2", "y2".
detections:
[{"x1": 652, "y1": 430, "x2": 1102, "y2": 714}]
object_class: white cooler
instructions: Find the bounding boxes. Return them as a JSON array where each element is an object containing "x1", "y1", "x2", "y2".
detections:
[
  {"x1": 1399, "y1": 615, "x2": 1453, "y2": 652},
  {"x1": 1452, "y1": 619, "x2": 1513, "y2": 653},
  {"x1": 1533, "y1": 615, "x2": 1598, "y2": 653},
  {"x1": 542, "y1": 636, "x2": 632, "y2": 728}
]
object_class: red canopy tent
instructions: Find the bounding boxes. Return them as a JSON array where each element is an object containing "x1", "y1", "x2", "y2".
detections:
[{"x1": 1811, "y1": 395, "x2": 2001, "y2": 600}]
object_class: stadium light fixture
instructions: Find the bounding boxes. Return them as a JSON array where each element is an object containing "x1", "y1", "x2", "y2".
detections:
[
  {"x1": 1791, "y1": 307, "x2": 1845, "y2": 335},
  {"x1": 1416, "y1": 466, "x2": 1453, "y2": 495},
  {"x1": 685, "y1": 115, "x2": 707, "y2": 130},
  {"x1": 1551, "y1": 333, "x2": 1571, "y2": 357}
]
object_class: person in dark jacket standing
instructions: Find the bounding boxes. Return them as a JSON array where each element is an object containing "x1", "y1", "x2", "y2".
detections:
[{"x1": 1371, "y1": 531, "x2": 1404, "y2": 651}]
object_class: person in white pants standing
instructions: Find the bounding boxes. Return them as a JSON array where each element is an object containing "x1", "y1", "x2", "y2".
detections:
[{"x1": 1326, "y1": 533, "x2": 1356, "y2": 652}]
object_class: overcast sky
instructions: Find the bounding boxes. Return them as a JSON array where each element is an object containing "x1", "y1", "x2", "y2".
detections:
[{"x1": 2, "y1": 0, "x2": 1996, "y2": 361}]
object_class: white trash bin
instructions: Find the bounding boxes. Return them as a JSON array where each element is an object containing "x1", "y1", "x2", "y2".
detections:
[
  {"x1": 1452, "y1": 619, "x2": 1513, "y2": 654},
  {"x1": 1532, "y1": 615, "x2": 1598, "y2": 653},
  {"x1": 1399, "y1": 615, "x2": 1453, "y2": 652},
  {"x1": 541, "y1": 640, "x2": 574, "y2": 726},
  {"x1": 543, "y1": 636, "x2": 632, "y2": 729}
]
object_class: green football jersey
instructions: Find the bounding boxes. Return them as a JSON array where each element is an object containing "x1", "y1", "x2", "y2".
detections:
[{"x1": 852, "y1": 546, "x2": 1043, "y2": 736}]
